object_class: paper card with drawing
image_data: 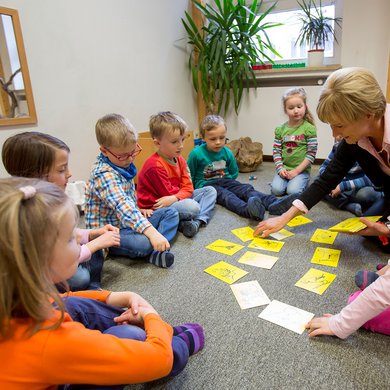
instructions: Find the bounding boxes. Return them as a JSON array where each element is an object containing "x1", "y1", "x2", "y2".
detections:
[
  {"x1": 311, "y1": 247, "x2": 341, "y2": 268},
  {"x1": 258, "y1": 300, "x2": 314, "y2": 334},
  {"x1": 204, "y1": 261, "x2": 248, "y2": 284},
  {"x1": 269, "y1": 228, "x2": 295, "y2": 241},
  {"x1": 206, "y1": 239, "x2": 244, "y2": 256},
  {"x1": 231, "y1": 226, "x2": 255, "y2": 242},
  {"x1": 310, "y1": 229, "x2": 338, "y2": 245},
  {"x1": 328, "y1": 216, "x2": 381, "y2": 233},
  {"x1": 230, "y1": 280, "x2": 271, "y2": 309},
  {"x1": 295, "y1": 268, "x2": 336, "y2": 295},
  {"x1": 248, "y1": 237, "x2": 285, "y2": 253},
  {"x1": 238, "y1": 251, "x2": 279, "y2": 269},
  {"x1": 287, "y1": 215, "x2": 313, "y2": 227}
]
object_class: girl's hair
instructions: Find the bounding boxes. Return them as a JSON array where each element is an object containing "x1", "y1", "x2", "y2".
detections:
[
  {"x1": 0, "y1": 177, "x2": 75, "y2": 339},
  {"x1": 282, "y1": 87, "x2": 315, "y2": 125},
  {"x1": 200, "y1": 115, "x2": 226, "y2": 138},
  {"x1": 149, "y1": 111, "x2": 188, "y2": 139},
  {"x1": 95, "y1": 113, "x2": 138, "y2": 149},
  {"x1": 317, "y1": 67, "x2": 386, "y2": 124},
  {"x1": 2, "y1": 131, "x2": 70, "y2": 179}
]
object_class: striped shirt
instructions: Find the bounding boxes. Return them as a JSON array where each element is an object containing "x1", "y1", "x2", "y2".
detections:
[{"x1": 85, "y1": 154, "x2": 151, "y2": 233}]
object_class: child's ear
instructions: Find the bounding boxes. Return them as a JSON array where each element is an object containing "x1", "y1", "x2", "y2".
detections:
[
  {"x1": 100, "y1": 146, "x2": 108, "y2": 156},
  {"x1": 153, "y1": 138, "x2": 161, "y2": 147}
]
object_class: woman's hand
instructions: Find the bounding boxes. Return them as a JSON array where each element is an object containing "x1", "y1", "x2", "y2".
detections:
[{"x1": 356, "y1": 218, "x2": 390, "y2": 236}]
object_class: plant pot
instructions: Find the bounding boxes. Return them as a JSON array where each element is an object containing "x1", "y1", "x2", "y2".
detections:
[{"x1": 307, "y1": 49, "x2": 324, "y2": 67}]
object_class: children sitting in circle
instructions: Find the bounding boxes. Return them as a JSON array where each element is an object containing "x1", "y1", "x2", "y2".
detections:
[
  {"x1": 271, "y1": 87, "x2": 318, "y2": 196},
  {"x1": 1, "y1": 132, "x2": 120, "y2": 291},
  {"x1": 0, "y1": 177, "x2": 204, "y2": 389},
  {"x1": 187, "y1": 114, "x2": 298, "y2": 221},
  {"x1": 85, "y1": 113, "x2": 179, "y2": 268}
]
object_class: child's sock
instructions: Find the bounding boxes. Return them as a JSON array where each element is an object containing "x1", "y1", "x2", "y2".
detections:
[
  {"x1": 179, "y1": 220, "x2": 200, "y2": 238},
  {"x1": 247, "y1": 196, "x2": 265, "y2": 221},
  {"x1": 376, "y1": 263, "x2": 387, "y2": 271},
  {"x1": 345, "y1": 202, "x2": 362, "y2": 217},
  {"x1": 355, "y1": 270, "x2": 379, "y2": 290},
  {"x1": 148, "y1": 250, "x2": 174, "y2": 268},
  {"x1": 268, "y1": 193, "x2": 300, "y2": 215},
  {"x1": 174, "y1": 323, "x2": 205, "y2": 356},
  {"x1": 173, "y1": 323, "x2": 202, "y2": 335}
]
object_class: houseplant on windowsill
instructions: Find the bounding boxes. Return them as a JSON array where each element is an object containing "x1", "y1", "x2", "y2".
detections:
[
  {"x1": 182, "y1": 0, "x2": 281, "y2": 116},
  {"x1": 295, "y1": 0, "x2": 342, "y2": 67}
]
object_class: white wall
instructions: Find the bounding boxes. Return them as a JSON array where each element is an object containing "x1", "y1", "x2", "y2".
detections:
[{"x1": 0, "y1": 0, "x2": 389, "y2": 180}]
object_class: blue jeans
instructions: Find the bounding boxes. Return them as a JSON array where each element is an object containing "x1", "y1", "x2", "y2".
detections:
[
  {"x1": 271, "y1": 172, "x2": 310, "y2": 196},
  {"x1": 109, "y1": 207, "x2": 178, "y2": 258},
  {"x1": 207, "y1": 178, "x2": 278, "y2": 218},
  {"x1": 170, "y1": 186, "x2": 216, "y2": 224},
  {"x1": 60, "y1": 296, "x2": 189, "y2": 390}
]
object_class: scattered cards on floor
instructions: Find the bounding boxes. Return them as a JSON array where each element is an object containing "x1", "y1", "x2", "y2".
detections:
[
  {"x1": 258, "y1": 300, "x2": 314, "y2": 334},
  {"x1": 295, "y1": 268, "x2": 336, "y2": 295},
  {"x1": 206, "y1": 239, "x2": 244, "y2": 256},
  {"x1": 269, "y1": 228, "x2": 295, "y2": 241},
  {"x1": 311, "y1": 247, "x2": 341, "y2": 268},
  {"x1": 230, "y1": 280, "x2": 271, "y2": 309},
  {"x1": 248, "y1": 238, "x2": 285, "y2": 253},
  {"x1": 231, "y1": 226, "x2": 255, "y2": 242},
  {"x1": 287, "y1": 215, "x2": 313, "y2": 227},
  {"x1": 204, "y1": 261, "x2": 248, "y2": 284},
  {"x1": 310, "y1": 229, "x2": 338, "y2": 245},
  {"x1": 238, "y1": 251, "x2": 279, "y2": 270}
]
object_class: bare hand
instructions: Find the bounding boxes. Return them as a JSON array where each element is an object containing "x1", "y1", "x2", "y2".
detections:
[
  {"x1": 356, "y1": 218, "x2": 390, "y2": 237},
  {"x1": 154, "y1": 195, "x2": 178, "y2": 209},
  {"x1": 278, "y1": 168, "x2": 289, "y2": 179},
  {"x1": 329, "y1": 185, "x2": 341, "y2": 198},
  {"x1": 306, "y1": 314, "x2": 335, "y2": 337},
  {"x1": 286, "y1": 169, "x2": 298, "y2": 180},
  {"x1": 86, "y1": 230, "x2": 120, "y2": 253},
  {"x1": 89, "y1": 224, "x2": 119, "y2": 240},
  {"x1": 140, "y1": 208, "x2": 154, "y2": 218},
  {"x1": 144, "y1": 227, "x2": 170, "y2": 252},
  {"x1": 254, "y1": 215, "x2": 287, "y2": 238}
]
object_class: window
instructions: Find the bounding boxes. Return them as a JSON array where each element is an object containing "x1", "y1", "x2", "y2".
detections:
[{"x1": 260, "y1": 4, "x2": 338, "y2": 62}]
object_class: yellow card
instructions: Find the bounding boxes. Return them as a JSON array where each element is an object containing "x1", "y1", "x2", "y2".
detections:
[
  {"x1": 248, "y1": 237, "x2": 285, "y2": 253},
  {"x1": 231, "y1": 226, "x2": 255, "y2": 242},
  {"x1": 328, "y1": 216, "x2": 381, "y2": 233},
  {"x1": 287, "y1": 215, "x2": 313, "y2": 227},
  {"x1": 238, "y1": 251, "x2": 279, "y2": 269},
  {"x1": 310, "y1": 229, "x2": 338, "y2": 244},
  {"x1": 311, "y1": 247, "x2": 341, "y2": 267},
  {"x1": 206, "y1": 239, "x2": 244, "y2": 256},
  {"x1": 295, "y1": 268, "x2": 336, "y2": 295},
  {"x1": 269, "y1": 228, "x2": 295, "y2": 241},
  {"x1": 204, "y1": 261, "x2": 248, "y2": 284}
]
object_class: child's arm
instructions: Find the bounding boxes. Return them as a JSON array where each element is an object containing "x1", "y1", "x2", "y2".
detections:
[
  {"x1": 273, "y1": 134, "x2": 284, "y2": 175},
  {"x1": 84, "y1": 230, "x2": 120, "y2": 254},
  {"x1": 143, "y1": 225, "x2": 170, "y2": 252}
]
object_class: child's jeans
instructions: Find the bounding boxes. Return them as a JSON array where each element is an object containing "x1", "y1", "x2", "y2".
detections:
[
  {"x1": 348, "y1": 291, "x2": 390, "y2": 336},
  {"x1": 59, "y1": 296, "x2": 189, "y2": 389},
  {"x1": 170, "y1": 186, "x2": 217, "y2": 224},
  {"x1": 271, "y1": 172, "x2": 310, "y2": 196},
  {"x1": 108, "y1": 207, "x2": 179, "y2": 258}
]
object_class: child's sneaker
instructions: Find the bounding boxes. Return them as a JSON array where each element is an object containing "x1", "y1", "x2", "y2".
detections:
[
  {"x1": 179, "y1": 220, "x2": 200, "y2": 238},
  {"x1": 247, "y1": 196, "x2": 266, "y2": 221}
]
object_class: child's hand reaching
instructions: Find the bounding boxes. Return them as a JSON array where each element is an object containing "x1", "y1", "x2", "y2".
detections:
[
  {"x1": 154, "y1": 195, "x2": 178, "y2": 209},
  {"x1": 85, "y1": 230, "x2": 120, "y2": 253},
  {"x1": 89, "y1": 224, "x2": 119, "y2": 241},
  {"x1": 305, "y1": 314, "x2": 335, "y2": 337}
]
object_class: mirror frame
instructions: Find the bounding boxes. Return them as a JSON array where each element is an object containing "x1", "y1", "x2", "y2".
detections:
[{"x1": 0, "y1": 6, "x2": 37, "y2": 126}]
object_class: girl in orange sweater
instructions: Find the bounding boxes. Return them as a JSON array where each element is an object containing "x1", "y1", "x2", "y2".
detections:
[{"x1": 0, "y1": 178, "x2": 204, "y2": 389}]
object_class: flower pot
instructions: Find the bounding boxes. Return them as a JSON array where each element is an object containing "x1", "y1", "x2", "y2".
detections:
[{"x1": 307, "y1": 49, "x2": 324, "y2": 67}]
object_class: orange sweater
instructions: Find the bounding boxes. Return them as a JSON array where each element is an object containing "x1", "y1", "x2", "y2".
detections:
[{"x1": 0, "y1": 290, "x2": 173, "y2": 389}]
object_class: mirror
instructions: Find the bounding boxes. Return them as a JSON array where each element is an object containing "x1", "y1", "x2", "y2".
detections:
[{"x1": 0, "y1": 6, "x2": 36, "y2": 126}]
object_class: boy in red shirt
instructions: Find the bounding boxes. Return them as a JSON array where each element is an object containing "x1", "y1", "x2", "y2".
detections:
[{"x1": 137, "y1": 112, "x2": 217, "y2": 238}]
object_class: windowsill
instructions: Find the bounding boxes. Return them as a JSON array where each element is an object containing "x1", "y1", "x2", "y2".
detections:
[{"x1": 249, "y1": 64, "x2": 342, "y2": 87}]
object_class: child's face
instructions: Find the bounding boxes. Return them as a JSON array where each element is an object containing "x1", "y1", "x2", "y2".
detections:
[
  {"x1": 203, "y1": 125, "x2": 227, "y2": 153},
  {"x1": 154, "y1": 130, "x2": 186, "y2": 159},
  {"x1": 101, "y1": 142, "x2": 141, "y2": 168},
  {"x1": 329, "y1": 114, "x2": 374, "y2": 144},
  {"x1": 47, "y1": 149, "x2": 72, "y2": 190},
  {"x1": 285, "y1": 95, "x2": 306, "y2": 125},
  {"x1": 49, "y1": 204, "x2": 80, "y2": 284}
]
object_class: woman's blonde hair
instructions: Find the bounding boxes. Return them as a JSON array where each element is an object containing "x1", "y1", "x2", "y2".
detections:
[
  {"x1": 282, "y1": 87, "x2": 315, "y2": 125},
  {"x1": 200, "y1": 115, "x2": 226, "y2": 138},
  {"x1": 317, "y1": 67, "x2": 386, "y2": 124},
  {"x1": 0, "y1": 177, "x2": 75, "y2": 339}
]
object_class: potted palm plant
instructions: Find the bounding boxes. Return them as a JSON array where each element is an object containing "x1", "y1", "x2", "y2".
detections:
[
  {"x1": 182, "y1": 0, "x2": 281, "y2": 116},
  {"x1": 295, "y1": 0, "x2": 342, "y2": 67}
]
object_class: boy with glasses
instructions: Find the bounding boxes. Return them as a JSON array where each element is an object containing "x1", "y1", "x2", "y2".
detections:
[{"x1": 85, "y1": 113, "x2": 179, "y2": 268}]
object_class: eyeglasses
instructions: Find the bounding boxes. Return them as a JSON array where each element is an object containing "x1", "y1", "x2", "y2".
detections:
[{"x1": 104, "y1": 143, "x2": 142, "y2": 161}]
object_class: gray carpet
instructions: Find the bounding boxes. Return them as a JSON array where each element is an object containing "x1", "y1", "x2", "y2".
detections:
[{"x1": 92, "y1": 162, "x2": 389, "y2": 390}]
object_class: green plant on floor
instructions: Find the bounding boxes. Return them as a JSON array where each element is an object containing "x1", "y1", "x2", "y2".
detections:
[
  {"x1": 182, "y1": 0, "x2": 281, "y2": 115},
  {"x1": 295, "y1": 0, "x2": 342, "y2": 50}
]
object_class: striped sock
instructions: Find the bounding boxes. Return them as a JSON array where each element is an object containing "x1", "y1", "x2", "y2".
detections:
[
  {"x1": 148, "y1": 251, "x2": 174, "y2": 268},
  {"x1": 173, "y1": 323, "x2": 202, "y2": 336},
  {"x1": 174, "y1": 323, "x2": 205, "y2": 356}
]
